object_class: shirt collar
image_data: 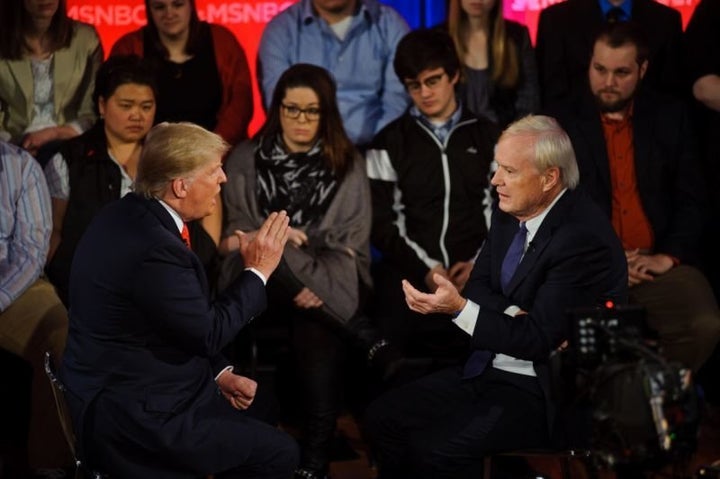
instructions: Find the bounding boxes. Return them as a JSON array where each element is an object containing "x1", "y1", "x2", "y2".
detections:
[
  {"x1": 301, "y1": 0, "x2": 378, "y2": 24},
  {"x1": 409, "y1": 102, "x2": 463, "y2": 133},
  {"x1": 598, "y1": 0, "x2": 632, "y2": 20},
  {"x1": 600, "y1": 101, "x2": 635, "y2": 126},
  {"x1": 158, "y1": 199, "x2": 184, "y2": 233}
]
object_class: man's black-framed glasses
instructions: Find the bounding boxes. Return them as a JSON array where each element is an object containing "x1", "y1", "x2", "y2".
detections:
[{"x1": 405, "y1": 72, "x2": 446, "y2": 93}]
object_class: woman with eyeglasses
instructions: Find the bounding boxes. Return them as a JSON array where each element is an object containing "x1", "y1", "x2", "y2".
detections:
[
  {"x1": 446, "y1": 0, "x2": 540, "y2": 128},
  {"x1": 219, "y1": 63, "x2": 372, "y2": 479}
]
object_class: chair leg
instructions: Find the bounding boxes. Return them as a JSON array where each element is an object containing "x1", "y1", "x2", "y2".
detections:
[
  {"x1": 561, "y1": 456, "x2": 571, "y2": 479},
  {"x1": 483, "y1": 456, "x2": 492, "y2": 479}
]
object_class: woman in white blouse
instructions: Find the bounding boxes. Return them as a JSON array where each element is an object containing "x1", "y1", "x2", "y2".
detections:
[{"x1": 0, "y1": 0, "x2": 102, "y2": 163}]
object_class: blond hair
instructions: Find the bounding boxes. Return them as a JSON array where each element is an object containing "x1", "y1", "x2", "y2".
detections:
[{"x1": 134, "y1": 122, "x2": 229, "y2": 199}]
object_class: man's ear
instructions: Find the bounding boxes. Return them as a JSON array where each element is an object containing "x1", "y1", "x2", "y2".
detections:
[
  {"x1": 639, "y1": 59, "x2": 648, "y2": 80},
  {"x1": 541, "y1": 166, "x2": 560, "y2": 191},
  {"x1": 171, "y1": 178, "x2": 188, "y2": 199}
]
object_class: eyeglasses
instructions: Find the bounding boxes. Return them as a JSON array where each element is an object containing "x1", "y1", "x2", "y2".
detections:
[
  {"x1": 404, "y1": 72, "x2": 446, "y2": 93},
  {"x1": 281, "y1": 104, "x2": 321, "y2": 121}
]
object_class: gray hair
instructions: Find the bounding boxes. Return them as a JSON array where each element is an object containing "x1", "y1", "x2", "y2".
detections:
[
  {"x1": 134, "y1": 122, "x2": 229, "y2": 199},
  {"x1": 501, "y1": 115, "x2": 580, "y2": 190}
]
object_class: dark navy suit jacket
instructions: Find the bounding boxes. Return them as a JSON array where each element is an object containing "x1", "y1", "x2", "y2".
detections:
[
  {"x1": 463, "y1": 189, "x2": 627, "y2": 434},
  {"x1": 60, "y1": 193, "x2": 268, "y2": 477}
]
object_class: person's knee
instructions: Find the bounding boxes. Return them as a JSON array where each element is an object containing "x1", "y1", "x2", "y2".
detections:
[
  {"x1": 691, "y1": 310, "x2": 720, "y2": 367},
  {"x1": 29, "y1": 282, "x2": 68, "y2": 360},
  {"x1": 262, "y1": 431, "x2": 300, "y2": 477},
  {"x1": 363, "y1": 397, "x2": 390, "y2": 444},
  {"x1": 405, "y1": 440, "x2": 468, "y2": 479},
  {"x1": 695, "y1": 314, "x2": 720, "y2": 345}
]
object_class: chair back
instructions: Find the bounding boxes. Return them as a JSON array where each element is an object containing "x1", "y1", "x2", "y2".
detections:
[
  {"x1": 44, "y1": 352, "x2": 80, "y2": 466},
  {"x1": 44, "y1": 352, "x2": 108, "y2": 479}
]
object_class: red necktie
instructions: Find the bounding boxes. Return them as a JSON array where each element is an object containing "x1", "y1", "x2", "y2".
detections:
[{"x1": 181, "y1": 223, "x2": 191, "y2": 249}]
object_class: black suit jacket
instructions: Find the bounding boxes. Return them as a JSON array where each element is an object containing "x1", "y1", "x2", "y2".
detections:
[
  {"x1": 546, "y1": 88, "x2": 705, "y2": 263},
  {"x1": 61, "y1": 193, "x2": 268, "y2": 477},
  {"x1": 463, "y1": 189, "x2": 627, "y2": 433},
  {"x1": 536, "y1": 0, "x2": 683, "y2": 106}
]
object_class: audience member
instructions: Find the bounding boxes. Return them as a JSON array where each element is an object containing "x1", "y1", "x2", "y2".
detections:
[
  {"x1": 43, "y1": 55, "x2": 158, "y2": 305},
  {"x1": 545, "y1": 22, "x2": 720, "y2": 372},
  {"x1": 0, "y1": 141, "x2": 69, "y2": 477},
  {"x1": 364, "y1": 115, "x2": 627, "y2": 478},
  {"x1": 258, "y1": 0, "x2": 410, "y2": 147},
  {"x1": 685, "y1": 0, "x2": 720, "y2": 295},
  {"x1": 219, "y1": 64, "x2": 372, "y2": 479},
  {"x1": 60, "y1": 122, "x2": 298, "y2": 478},
  {"x1": 0, "y1": 0, "x2": 102, "y2": 164},
  {"x1": 111, "y1": 0, "x2": 253, "y2": 146},
  {"x1": 536, "y1": 0, "x2": 682, "y2": 106},
  {"x1": 446, "y1": 0, "x2": 540, "y2": 127},
  {"x1": 685, "y1": 0, "x2": 720, "y2": 408},
  {"x1": 366, "y1": 29, "x2": 499, "y2": 369}
]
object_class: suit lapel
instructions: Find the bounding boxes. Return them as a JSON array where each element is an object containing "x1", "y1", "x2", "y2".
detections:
[
  {"x1": 576, "y1": 0, "x2": 604, "y2": 50},
  {"x1": 631, "y1": 92, "x2": 654, "y2": 196},
  {"x1": 53, "y1": 48, "x2": 79, "y2": 115},
  {"x1": 141, "y1": 194, "x2": 210, "y2": 295},
  {"x1": 577, "y1": 95, "x2": 613, "y2": 200},
  {"x1": 6, "y1": 60, "x2": 33, "y2": 119},
  {"x1": 144, "y1": 195, "x2": 184, "y2": 241},
  {"x1": 504, "y1": 191, "x2": 574, "y2": 295}
]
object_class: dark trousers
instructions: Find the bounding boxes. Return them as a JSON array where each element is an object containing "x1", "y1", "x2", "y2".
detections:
[
  {"x1": 364, "y1": 367, "x2": 550, "y2": 479},
  {"x1": 82, "y1": 384, "x2": 298, "y2": 479},
  {"x1": 260, "y1": 281, "x2": 351, "y2": 476},
  {"x1": 629, "y1": 265, "x2": 720, "y2": 372},
  {"x1": 291, "y1": 313, "x2": 346, "y2": 474}
]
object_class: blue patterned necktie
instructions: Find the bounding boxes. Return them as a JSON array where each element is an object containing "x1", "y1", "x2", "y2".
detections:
[
  {"x1": 463, "y1": 222, "x2": 528, "y2": 378},
  {"x1": 500, "y1": 222, "x2": 528, "y2": 294}
]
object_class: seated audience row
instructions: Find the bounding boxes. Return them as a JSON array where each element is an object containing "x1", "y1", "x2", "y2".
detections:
[{"x1": 0, "y1": 0, "x2": 252, "y2": 163}]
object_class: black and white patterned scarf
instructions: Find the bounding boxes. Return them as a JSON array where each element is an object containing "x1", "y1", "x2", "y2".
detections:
[{"x1": 256, "y1": 135, "x2": 339, "y2": 227}]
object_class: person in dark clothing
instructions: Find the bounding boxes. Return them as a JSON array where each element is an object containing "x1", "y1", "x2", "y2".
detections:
[{"x1": 366, "y1": 29, "x2": 499, "y2": 368}]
